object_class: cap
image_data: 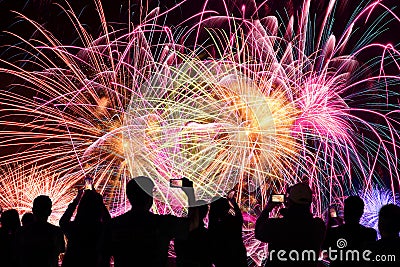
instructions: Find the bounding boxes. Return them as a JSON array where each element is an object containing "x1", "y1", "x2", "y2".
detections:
[
  {"x1": 287, "y1": 183, "x2": 312, "y2": 205},
  {"x1": 131, "y1": 176, "x2": 155, "y2": 195}
]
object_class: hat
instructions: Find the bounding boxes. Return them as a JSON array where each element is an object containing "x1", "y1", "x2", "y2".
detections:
[
  {"x1": 126, "y1": 176, "x2": 154, "y2": 196},
  {"x1": 287, "y1": 183, "x2": 312, "y2": 205}
]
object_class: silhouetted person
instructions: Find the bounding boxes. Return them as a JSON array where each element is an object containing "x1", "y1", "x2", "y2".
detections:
[
  {"x1": 0, "y1": 209, "x2": 20, "y2": 232},
  {"x1": 104, "y1": 176, "x2": 196, "y2": 267},
  {"x1": 15, "y1": 195, "x2": 65, "y2": 267},
  {"x1": 60, "y1": 189, "x2": 110, "y2": 267},
  {"x1": 366, "y1": 204, "x2": 400, "y2": 267},
  {"x1": 208, "y1": 195, "x2": 247, "y2": 267},
  {"x1": 0, "y1": 209, "x2": 21, "y2": 267},
  {"x1": 255, "y1": 183, "x2": 325, "y2": 267},
  {"x1": 21, "y1": 212, "x2": 34, "y2": 227},
  {"x1": 323, "y1": 196, "x2": 377, "y2": 267},
  {"x1": 175, "y1": 200, "x2": 212, "y2": 267}
]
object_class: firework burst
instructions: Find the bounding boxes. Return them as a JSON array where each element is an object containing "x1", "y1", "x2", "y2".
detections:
[
  {"x1": 0, "y1": 165, "x2": 77, "y2": 224},
  {"x1": 360, "y1": 186, "x2": 400, "y2": 237}
]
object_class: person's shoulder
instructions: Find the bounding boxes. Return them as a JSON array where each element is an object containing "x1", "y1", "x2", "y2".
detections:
[
  {"x1": 157, "y1": 214, "x2": 188, "y2": 227},
  {"x1": 111, "y1": 211, "x2": 132, "y2": 223},
  {"x1": 157, "y1": 213, "x2": 175, "y2": 219},
  {"x1": 375, "y1": 237, "x2": 400, "y2": 247},
  {"x1": 362, "y1": 225, "x2": 377, "y2": 233},
  {"x1": 310, "y1": 217, "x2": 326, "y2": 234},
  {"x1": 111, "y1": 210, "x2": 151, "y2": 228},
  {"x1": 325, "y1": 224, "x2": 340, "y2": 240},
  {"x1": 333, "y1": 223, "x2": 347, "y2": 233},
  {"x1": 48, "y1": 222, "x2": 60, "y2": 228},
  {"x1": 46, "y1": 222, "x2": 63, "y2": 233},
  {"x1": 19, "y1": 221, "x2": 39, "y2": 233},
  {"x1": 312, "y1": 217, "x2": 325, "y2": 224},
  {"x1": 156, "y1": 213, "x2": 180, "y2": 222},
  {"x1": 360, "y1": 225, "x2": 377, "y2": 237},
  {"x1": 261, "y1": 217, "x2": 285, "y2": 226}
]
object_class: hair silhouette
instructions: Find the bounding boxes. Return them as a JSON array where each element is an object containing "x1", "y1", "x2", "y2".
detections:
[
  {"x1": 1, "y1": 209, "x2": 20, "y2": 232},
  {"x1": 32, "y1": 195, "x2": 52, "y2": 221},
  {"x1": 343, "y1": 196, "x2": 364, "y2": 223},
  {"x1": 74, "y1": 190, "x2": 105, "y2": 223},
  {"x1": 378, "y1": 204, "x2": 400, "y2": 238},
  {"x1": 126, "y1": 176, "x2": 155, "y2": 210},
  {"x1": 21, "y1": 212, "x2": 34, "y2": 227}
]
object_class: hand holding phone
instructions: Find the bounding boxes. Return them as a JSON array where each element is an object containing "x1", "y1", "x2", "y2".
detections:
[
  {"x1": 170, "y1": 177, "x2": 195, "y2": 206},
  {"x1": 181, "y1": 177, "x2": 193, "y2": 188},
  {"x1": 170, "y1": 178, "x2": 183, "y2": 188},
  {"x1": 169, "y1": 178, "x2": 193, "y2": 188},
  {"x1": 265, "y1": 193, "x2": 284, "y2": 212}
]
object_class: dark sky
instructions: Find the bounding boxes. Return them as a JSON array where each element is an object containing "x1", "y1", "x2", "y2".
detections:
[{"x1": 1, "y1": 0, "x2": 399, "y2": 67}]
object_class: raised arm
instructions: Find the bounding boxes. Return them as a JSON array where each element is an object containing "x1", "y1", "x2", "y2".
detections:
[
  {"x1": 227, "y1": 192, "x2": 243, "y2": 225},
  {"x1": 59, "y1": 189, "x2": 83, "y2": 229},
  {"x1": 255, "y1": 201, "x2": 279, "y2": 242},
  {"x1": 181, "y1": 178, "x2": 199, "y2": 231}
]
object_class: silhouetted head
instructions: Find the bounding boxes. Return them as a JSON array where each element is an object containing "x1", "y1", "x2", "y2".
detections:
[
  {"x1": 32, "y1": 195, "x2": 52, "y2": 222},
  {"x1": 378, "y1": 204, "x2": 400, "y2": 238},
  {"x1": 210, "y1": 197, "x2": 230, "y2": 214},
  {"x1": 75, "y1": 190, "x2": 104, "y2": 224},
  {"x1": 126, "y1": 176, "x2": 155, "y2": 211},
  {"x1": 21, "y1": 212, "x2": 35, "y2": 227},
  {"x1": 1, "y1": 209, "x2": 20, "y2": 232},
  {"x1": 286, "y1": 183, "x2": 313, "y2": 208},
  {"x1": 209, "y1": 197, "x2": 230, "y2": 226},
  {"x1": 343, "y1": 196, "x2": 364, "y2": 224}
]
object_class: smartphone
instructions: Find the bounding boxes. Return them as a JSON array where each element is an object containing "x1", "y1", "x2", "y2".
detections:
[
  {"x1": 84, "y1": 177, "x2": 93, "y2": 190},
  {"x1": 271, "y1": 194, "x2": 285, "y2": 203},
  {"x1": 170, "y1": 178, "x2": 183, "y2": 188},
  {"x1": 330, "y1": 208, "x2": 337, "y2": 218}
]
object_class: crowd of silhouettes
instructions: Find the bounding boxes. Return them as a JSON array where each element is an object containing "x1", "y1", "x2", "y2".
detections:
[
  {"x1": 323, "y1": 196, "x2": 377, "y2": 267},
  {"x1": 0, "y1": 177, "x2": 399, "y2": 267}
]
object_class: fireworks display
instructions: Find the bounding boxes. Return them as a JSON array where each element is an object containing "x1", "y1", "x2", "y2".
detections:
[
  {"x1": 360, "y1": 186, "x2": 400, "y2": 238},
  {"x1": 0, "y1": 165, "x2": 77, "y2": 225},
  {"x1": 0, "y1": 0, "x2": 400, "y2": 265}
]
